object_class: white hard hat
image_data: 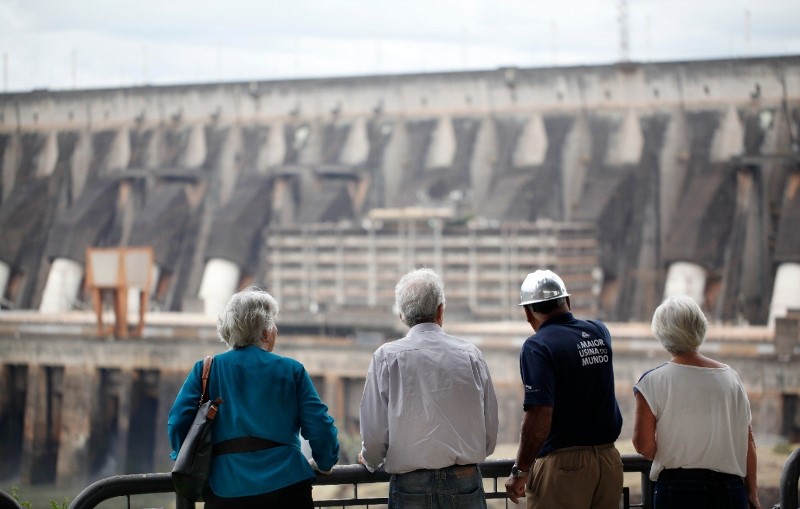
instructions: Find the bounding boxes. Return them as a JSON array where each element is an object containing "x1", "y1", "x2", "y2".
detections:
[{"x1": 519, "y1": 270, "x2": 570, "y2": 306}]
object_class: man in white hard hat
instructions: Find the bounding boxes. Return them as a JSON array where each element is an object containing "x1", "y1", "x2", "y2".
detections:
[
  {"x1": 359, "y1": 268, "x2": 499, "y2": 508},
  {"x1": 505, "y1": 269, "x2": 623, "y2": 509}
]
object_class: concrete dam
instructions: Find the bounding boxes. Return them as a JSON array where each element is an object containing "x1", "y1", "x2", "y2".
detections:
[
  {"x1": 0, "y1": 55, "x2": 799, "y2": 488},
  {"x1": 0, "y1": 55, "x2": 798, "y2": 323}
]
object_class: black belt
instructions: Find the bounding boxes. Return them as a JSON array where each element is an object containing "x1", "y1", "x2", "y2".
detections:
[
  {"x1": 551, "y1": 443, "x2": 615, "y2": 454},
  {"x1": 659, "y1": 468, "x2": 743, "y2": 484},
  {"x1": 212, "y1": 436, "x2": 285, "y2": 457},
  {"x1": 399, "y1": 464, "x2": 478, "y2": 477}
]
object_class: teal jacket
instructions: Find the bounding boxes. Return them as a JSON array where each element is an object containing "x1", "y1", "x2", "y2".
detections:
[{"x1": 168, "y1": 346, "x2": 339, "y2": 497}]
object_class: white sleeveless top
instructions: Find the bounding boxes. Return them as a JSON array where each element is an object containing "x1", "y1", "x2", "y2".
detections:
[{"x1": 634, "y1": 362, "x2": 751, "y2": 481}]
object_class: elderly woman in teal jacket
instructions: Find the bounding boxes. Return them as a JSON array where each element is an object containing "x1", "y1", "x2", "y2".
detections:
[{"x1": 168, "y1": 286, "x2": 339, "y2": 508}]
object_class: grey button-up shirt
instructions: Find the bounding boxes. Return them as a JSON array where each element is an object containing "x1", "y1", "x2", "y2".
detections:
[{"x1": 359, "y1": 322, "x2": 499, "y2": 473}]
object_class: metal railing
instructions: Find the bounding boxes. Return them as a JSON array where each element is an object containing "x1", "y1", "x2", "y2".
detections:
[
  {"x1": 3, "y1": 447, "x2": 791, "y2": 509},
  {"x1": 68, "y1": 456, "x2": 653, "y2": 509}
]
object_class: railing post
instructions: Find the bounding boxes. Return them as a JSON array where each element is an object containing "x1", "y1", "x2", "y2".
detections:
[
  {"x1": 641, "y1": 471, "x2": 654, "y2": 509},
  {"x1": 175, "y1": 495, "x2": 194, "y2": 509},
  {"x1": 780, "y1": 447, "x2": 800, "y2": 509}
]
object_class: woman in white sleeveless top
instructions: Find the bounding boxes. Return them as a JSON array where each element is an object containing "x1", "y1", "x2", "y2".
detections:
[{"x1": 632, "y1": 296, "x2": 761, "y2": 509}]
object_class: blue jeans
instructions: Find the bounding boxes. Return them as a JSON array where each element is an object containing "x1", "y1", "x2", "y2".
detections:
[
  {"x1": 388, "y1": 464, "x2": 487, "y2": 509},
  {"x1": 654, "y1": 469, "x2": 748, "y2": 509}
]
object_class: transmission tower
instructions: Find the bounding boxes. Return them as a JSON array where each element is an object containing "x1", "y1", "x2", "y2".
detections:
[{"x1": 618, "y1": 0, "x2": 631, "y2": 62}]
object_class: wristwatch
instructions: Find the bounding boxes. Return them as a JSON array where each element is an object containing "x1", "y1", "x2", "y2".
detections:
[{"x1": 511, "y1": 464, "x2": 529, "y2": 478}]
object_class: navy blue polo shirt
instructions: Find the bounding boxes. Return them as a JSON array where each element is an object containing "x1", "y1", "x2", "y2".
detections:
[{"x1": 519, "y1": 312, "x2": 623, "y2": 457}]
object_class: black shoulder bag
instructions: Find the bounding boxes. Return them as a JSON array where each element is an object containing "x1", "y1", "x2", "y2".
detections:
[{"x1": 172, "y1": 356, "x2": 223, "y2": 501}]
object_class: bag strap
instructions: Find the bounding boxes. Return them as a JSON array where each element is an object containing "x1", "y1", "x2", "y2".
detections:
[{"x1": 200, "y1": 355, "x2": 213, "y2": 406}]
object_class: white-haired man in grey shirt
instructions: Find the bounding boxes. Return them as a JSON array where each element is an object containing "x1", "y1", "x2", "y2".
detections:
[{"x1": 358, "y1": 268, "x2": 499, "y2": 509}]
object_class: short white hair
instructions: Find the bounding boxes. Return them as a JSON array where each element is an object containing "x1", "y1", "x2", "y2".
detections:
[
  {"x1": 651, "y1": 295, "x2": 707, "y2": 355},
  {"x1": 395, "y1": 268, "x2": 445, "y2": 327},
  {"x1": 217, "y1": 286, "x2": 279, "y2": 349}
]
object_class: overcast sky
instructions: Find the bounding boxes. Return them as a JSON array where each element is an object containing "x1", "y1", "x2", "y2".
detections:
[{"x1": 1, "y1": 0, "x2": 799, "y2": 92}]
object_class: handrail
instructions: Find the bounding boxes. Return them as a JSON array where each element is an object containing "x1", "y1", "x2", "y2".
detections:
[
  {"x1": 69, "y1": 473, "x2": 174, "y2": 509},
  {"x1": 780, "y1": 447, "x2": 800, "y2": 509},
  {"x1": 70, "y1": 457, "x2": 653, "y2": 509}
]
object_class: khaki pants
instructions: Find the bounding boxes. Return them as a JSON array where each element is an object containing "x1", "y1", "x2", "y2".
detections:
[{"x1": 526, "y1": 443, "x2": 623, "y2": 509}]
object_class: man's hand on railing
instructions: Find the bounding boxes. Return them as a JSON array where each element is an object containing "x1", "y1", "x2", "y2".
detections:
[
  {"x1": 505, "y1": 474, "x2": 527, "y2": 504},
  {"x1": 308, "y1": 457, "x2": 333, "y2": 475}
]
